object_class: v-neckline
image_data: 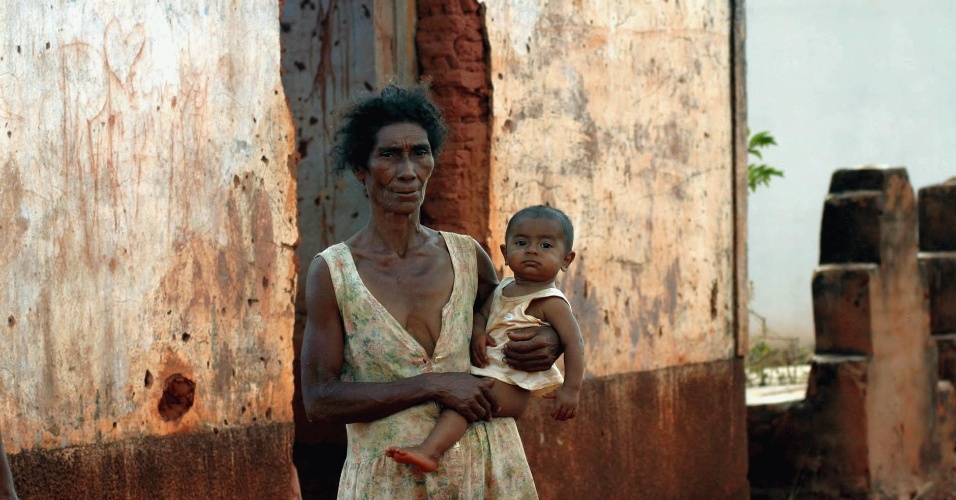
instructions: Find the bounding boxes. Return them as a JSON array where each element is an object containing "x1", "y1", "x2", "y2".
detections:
[{"x1": 342, "y1": 232, "x2": 458, "y2": 360}]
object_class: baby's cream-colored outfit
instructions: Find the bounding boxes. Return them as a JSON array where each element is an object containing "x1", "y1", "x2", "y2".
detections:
[{"x1": 471, "y1": 277, "x2": 566, "y2": 396}]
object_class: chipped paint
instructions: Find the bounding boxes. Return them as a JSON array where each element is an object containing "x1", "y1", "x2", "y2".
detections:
[
  {"x1": 0, "y1": 1, "x2": 297, "y2": 454},
  {"x1": 485, "y1": 0, "x2": 736, "y2": 376}
]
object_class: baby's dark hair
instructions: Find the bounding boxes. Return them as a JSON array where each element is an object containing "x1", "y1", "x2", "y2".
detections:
[
  {"x1": 506, "y1": 205, "x2": 575, "y2": 251},
  {"x1": 331, "y1": 83, "x2": 449, "y2": 175}
]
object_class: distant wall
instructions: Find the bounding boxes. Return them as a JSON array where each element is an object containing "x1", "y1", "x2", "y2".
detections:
[
  {"x1": 484, "y1": 1, "x2": 748, "y2": 497},
  {"x1": 485, "y1": 0, "x2": 739, "y2": 374},
  {"x1": 1, "y1": 1, "x2": 297, "y2": 496}
]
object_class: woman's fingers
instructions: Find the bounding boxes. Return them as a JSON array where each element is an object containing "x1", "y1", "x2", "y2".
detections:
[
  {"x1": 440, "y1": 374, "x2": 497, "y2": 422},
  {"x1": 502, "y1": 326, "x2": 561, "y2": 372},
  {"x1": 480, "y1": 378, "x2": 499, "y2": 417}
]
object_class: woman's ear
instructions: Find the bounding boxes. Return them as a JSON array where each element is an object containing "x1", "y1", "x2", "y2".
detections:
[{"x1": 354, "y1": 169, "x2": 367, "y2": 182}]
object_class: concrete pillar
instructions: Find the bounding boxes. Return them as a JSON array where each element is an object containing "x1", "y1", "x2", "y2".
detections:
[
  {"x1": 918, "y1": 179, "x2": 956, "y2": 382},
  {"x1": 806, "y1": 166, "x2": 936, "y2": 496}
]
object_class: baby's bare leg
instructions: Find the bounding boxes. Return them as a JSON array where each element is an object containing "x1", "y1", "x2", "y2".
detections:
[
  {"x1": 386, "y1": 409, "x2": 468, "y2": 473},
  {"x1": 490, "y1": 380, "x2": 531, "y2": 418},
  {"x1": 387, "y1": 380, "x2": 531, "y2": 472}
]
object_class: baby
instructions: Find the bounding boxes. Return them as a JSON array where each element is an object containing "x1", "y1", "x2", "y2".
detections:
[{"x1": 387, "y1": 205, "x2": 585, "y2": 472}]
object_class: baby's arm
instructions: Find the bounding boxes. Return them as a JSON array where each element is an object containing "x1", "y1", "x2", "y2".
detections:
[{"x1": 537, "y1": 297, "x2": 585, "y2": 420}]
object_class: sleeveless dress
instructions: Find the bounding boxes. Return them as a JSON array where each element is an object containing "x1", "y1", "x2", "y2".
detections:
[
  {"x1": 471, "y1": 277, "x2": 566, "y2": 396},
  {"x1": 319, "y1": 232, "x2": 538, "y2": 500}
]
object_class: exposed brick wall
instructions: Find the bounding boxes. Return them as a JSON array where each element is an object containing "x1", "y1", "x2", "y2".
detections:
[{"x1": 417, "y1": 0, "x2": 492, "y2": 247}]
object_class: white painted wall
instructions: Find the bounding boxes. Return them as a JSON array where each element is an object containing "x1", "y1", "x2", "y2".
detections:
[{"x1": 746, "y1": 0, "x2": 956, "y2": 345}]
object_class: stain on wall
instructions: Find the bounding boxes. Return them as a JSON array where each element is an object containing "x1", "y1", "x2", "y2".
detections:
[
  {"x1": 484, "y1": 0, "x2": 736, "y2": 376},
  {"x1": 0, "y1": 1, "x2": 297, "y2": 488},
  {"x1": 417, "y1": 0, "x2": 493, "y2": 242}
]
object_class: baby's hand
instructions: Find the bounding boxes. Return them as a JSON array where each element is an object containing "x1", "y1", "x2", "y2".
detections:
[
  {"x1": 543, "y1": 386, "x2": 579, "y2": 421},
  {"x1": 470, "y1": 333, "x2": 496, "y2": 367}
]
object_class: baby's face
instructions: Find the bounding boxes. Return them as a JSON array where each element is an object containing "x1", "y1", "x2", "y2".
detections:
[{"x1": 501, "y1": 216, "x2": 573, "y2": 283}]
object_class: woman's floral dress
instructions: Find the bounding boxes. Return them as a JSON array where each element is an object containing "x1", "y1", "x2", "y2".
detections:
[{"x1": 319, "y1": 232, "x2": 538, "y2": 500}]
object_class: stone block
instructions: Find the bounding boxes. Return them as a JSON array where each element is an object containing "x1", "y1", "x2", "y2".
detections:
[
  {"x1": 820, "y1": 192, "x2": 883, "y2": 265},
  {"x1": 918, "y1": 180, "x2": 956, "y2": 252},
  {"x1": 936, "y1": 336, "x2": 956, "y2": 384},
  {"x1": 820, "y1": 166, "x2": 914, "y2": 266},
  {"x1": 921, "y1": 255, "x2": 956, "y2": 335},
  {"x1": 812, "y1": 264, "x2": 877, "y2": 355},
  {"x1": 804, "y1": 355, "x2": 872, "y2": 497}
]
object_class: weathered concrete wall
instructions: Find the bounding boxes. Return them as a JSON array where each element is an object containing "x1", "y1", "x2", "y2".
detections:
[
  {"x1": 484, "y1": 0, "x2": 738, "y2": 376},
  {"x1": 919, "y1": 179, "x2": 956, "y2": 341},
  {"x1": 1, "y1": 0, "x2": 297, "y2": 495},
  {"x1": 483, "y1": 1, "x2": 748, "y2": 496},
  {"x1": 520, "y1": 358, "x2": 748, "y2": 499}
]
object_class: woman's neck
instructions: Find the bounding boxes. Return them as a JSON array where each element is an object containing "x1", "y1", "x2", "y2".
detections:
[{"x1": 361, "y1": 210, "x2": 430, "y2": 258}]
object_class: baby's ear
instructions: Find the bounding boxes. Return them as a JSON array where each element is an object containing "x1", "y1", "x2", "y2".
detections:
[
  {"x1": 561, "y1": 251, "x2": 576, "y2": 271},
  {"x1": 499, "y1": 244, "x2": 508, "y2": 262}
]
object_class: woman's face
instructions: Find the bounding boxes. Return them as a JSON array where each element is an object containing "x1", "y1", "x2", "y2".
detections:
[{"x1": 359, "y1": 122, "x2": 435, "y2": 215}]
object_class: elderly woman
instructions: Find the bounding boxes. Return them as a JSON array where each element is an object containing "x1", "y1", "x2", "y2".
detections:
[{"x1": 300, "y1": 84, "x2": 559, "y2": 498}]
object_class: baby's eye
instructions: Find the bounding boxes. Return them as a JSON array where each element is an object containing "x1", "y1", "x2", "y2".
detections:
[
  {"x1": 541, "y1": 242, "x2": 553, "y2": 249},
  {"x1": 515, "y1": 240, "x2": 527, "y2": 247}
]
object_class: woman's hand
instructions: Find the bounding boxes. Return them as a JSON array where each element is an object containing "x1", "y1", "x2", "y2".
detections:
[
  {"x1": 502, "y1": 326, "x2": 563, "y2": 372},
  {"x1": 429, "y1": 373, "x2": 499, "y2": 422}
]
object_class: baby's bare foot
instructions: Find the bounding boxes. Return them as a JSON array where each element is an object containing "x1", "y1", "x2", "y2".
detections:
[{"x1": 386, "y1": 446, "x2": 439, "y2": 473}]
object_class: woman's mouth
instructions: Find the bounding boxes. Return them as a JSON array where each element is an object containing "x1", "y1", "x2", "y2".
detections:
[{"x1": 390, "y1": 189, "x2": 419, "y2": 197}]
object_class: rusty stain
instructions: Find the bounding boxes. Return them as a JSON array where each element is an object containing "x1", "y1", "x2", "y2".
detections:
[{"x1": 157, "y1": 373, "x2": 195, "y2": 421}]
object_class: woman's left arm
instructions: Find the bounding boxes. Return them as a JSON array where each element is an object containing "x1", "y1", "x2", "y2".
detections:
[
  {"x1": 471, "y1": 241, "x2": 500, "y2": 367},
  {"x1": 473, "y1": 240, "x2": 499, "y2": 310}
]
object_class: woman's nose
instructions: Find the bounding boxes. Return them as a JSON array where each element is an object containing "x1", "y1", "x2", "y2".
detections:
[{"x1": 395, "y1": 156, "x2": 416, "y2": 178}]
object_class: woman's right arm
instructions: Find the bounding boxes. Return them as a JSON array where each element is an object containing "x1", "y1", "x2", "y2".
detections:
[{"x1": 300, "y1": 256, "x2": 498, "y2": 424}]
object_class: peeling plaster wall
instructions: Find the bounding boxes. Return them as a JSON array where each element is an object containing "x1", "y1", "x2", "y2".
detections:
[
  {"x1": 0, "y1": 0, "x2": 296, "y2": 458},
  {"x1": 485, "y1": 0, "x2": 736, "y2": 376}
]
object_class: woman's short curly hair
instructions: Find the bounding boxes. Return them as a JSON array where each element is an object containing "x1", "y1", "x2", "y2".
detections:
[{"x1": 331, "y1": 83, "x2": 449, "y2": 175}]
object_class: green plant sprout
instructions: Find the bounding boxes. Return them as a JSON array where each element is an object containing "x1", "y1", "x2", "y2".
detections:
[{"x1": 747, "y1": 130, "x2": 783, "y2": 192}]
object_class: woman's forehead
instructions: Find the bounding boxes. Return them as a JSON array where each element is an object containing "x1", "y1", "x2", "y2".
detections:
[{"x1": 374, "y1": 122, "x2": 429, "y2": 147}]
